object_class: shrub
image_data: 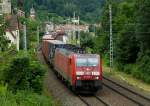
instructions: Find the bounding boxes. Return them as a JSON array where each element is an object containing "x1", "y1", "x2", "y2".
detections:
[
  {"x1": 0, "y1": 89, "x2": 53, "y2": 106},
  {"x1": 4, "y1": 57, "x2": 30, "y2": 91},
  {"x1": 103, "y1": 54, "x2": 110, "y2": 66},
  {"x1": 3, "y1": 57, "x2": 45, "y2": 93},
  {"x1": 115, "y1": 62, "x2": 124, "y2": 72},
  {"x1": 124, "y1": 64, "x2": 134, "y2": 74},
  {"x1": 29, "y1": 61, "x2": 45, "y2": 93},
  {"x1": 0, "y1": 84, "x2": 7, "y2": 96},
  {"x1": 132, "y1": 51, "x2": 150, "y2": 84}
]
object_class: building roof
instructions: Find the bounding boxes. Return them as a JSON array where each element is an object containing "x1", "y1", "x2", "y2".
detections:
[
  {"x1": 42, "y1": 34, "x2": 54, "y2": 40},
  {"x1": 6, "y1": 15, "x2": 19, "y2": 30},
  {"x1": 55, "y1": 24, "x2": 89, "y2": 32},
  {"x1": 46, "y1": 40, "x2": 65, "y2": 45}
]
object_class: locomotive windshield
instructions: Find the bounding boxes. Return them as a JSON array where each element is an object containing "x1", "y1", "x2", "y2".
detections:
[
  {"x1": 76, "y1": 58, "x2": 87, "y2": 66},
  {"x1": 87, "y1": 58, "x2": 99, "y2": 66},
  {"x1": 76, "y1": 58, "x2": 99, "y2": 67}
]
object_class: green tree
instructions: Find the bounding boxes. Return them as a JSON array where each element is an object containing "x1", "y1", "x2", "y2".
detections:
[
  {"x1": 132, "y1": 0, "x2": 150, "y2": 83},
  {"x1": 4, "y1": 57, "x2": 45, "y2": 93},
  {"x1": 22, "y1": 0, "x2": 105, "y2": 23},
  {"x1": 0, "y1": 16, "x2": 9, "y2": 51},
  {"x1": 136, "y1": 0, "x2": 150, "y2": 52},
  {"x1": 80, "y1": 32, "x2": 94, "y2": 49},
  {"x1": 114, "y1": 1, "x2": 139, "y2": 64}
]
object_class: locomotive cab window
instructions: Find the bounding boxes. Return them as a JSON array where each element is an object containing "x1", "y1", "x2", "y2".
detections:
[
  {"x1": 76, "y1": 58, "x2": 99, "y2": 67},
  {"x1": 87, "y1": 58, "x2": 99, "y2": 66},
  {"x1": 76, "y1": 58, "x2": 87, "y2": 67}
]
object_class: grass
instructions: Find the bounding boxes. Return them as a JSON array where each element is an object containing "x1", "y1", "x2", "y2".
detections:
[
  {"x1": 103, "y1": 66, "x2": 150, "y2": 92},
  {"x1": 0, "y1": 91, "x2": 52, "y2": 106},
  {"x1": 43, "y1": 81, "x2": 62, "y2": 106}
]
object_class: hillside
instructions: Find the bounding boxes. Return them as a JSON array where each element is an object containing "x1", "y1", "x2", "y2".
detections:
[{"x1": 17, "y1": 0, "x2": 105, "y2": 23}]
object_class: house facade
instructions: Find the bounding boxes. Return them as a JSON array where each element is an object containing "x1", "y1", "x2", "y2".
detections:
[
  {"x1": 0, "y1": 0, "x2": 11, "y2": 14},
  {"x1": 4, "y1": 15, "x2": 20, "y2": 51}
]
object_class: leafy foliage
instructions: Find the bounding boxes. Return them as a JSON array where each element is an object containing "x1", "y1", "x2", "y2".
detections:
[
  {"x1": 95, "y1": 0, "x2": 150, "y2": 83},
  {"x1": 3, "y1": 56, "x2": 45, "y2": 93},
  {"x1": 22, "y1": 0, "x2": 105, "y2": 23},
  {"x1": 0, "y1": 88, "x2": 53, "y2": 106},
  {"x1": 133, "y1": 50, "x2": 150, "y2": 83},
  {"x1": 80, "y1": 32, "x2": 94, "y2": 49},
  {"x1": 0, "y1": 16, "x2": 9, "y2": 51}
]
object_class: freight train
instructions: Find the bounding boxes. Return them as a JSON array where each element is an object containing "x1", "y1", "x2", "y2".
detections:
[{"x1": 42, "y1": 36, "x2": 103, "y2": 93}]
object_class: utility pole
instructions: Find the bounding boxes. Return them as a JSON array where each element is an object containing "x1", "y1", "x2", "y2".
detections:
[
  {"x1": 16, "y1": 29, "x2": 20, "y2": 51},
  {"x1": 0, "y1": 14, "x2": 3, "y2": 52},
  {"x1": 94, "y1": 24, "x2": 96, "y2": 36},
  {"x1": 78, "y1": 16, "x2": 80, "y2": 46},
  {"x1": 73, "y1": 12, "x2": 76, "y2": 42},
  {"x1": 109, "y1": 4, "x2": 113, "y2": 72},
  {"x1": 37, "y1": 26, "x2": 39, "y2": 46},
  {"x1": 23, "y1": 22, "x2": 27, "y2": 51},
  {"x1": 16, "y1": 15, "x2": 20, "y2": 51}
]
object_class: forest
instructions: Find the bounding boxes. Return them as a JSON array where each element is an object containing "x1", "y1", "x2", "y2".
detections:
[
  {"x1": 12, "y1": 0, "x2": 105, "y2": 23},
  {"x1": 92, "y1": 0, "x2": 150, "y2": 83}
]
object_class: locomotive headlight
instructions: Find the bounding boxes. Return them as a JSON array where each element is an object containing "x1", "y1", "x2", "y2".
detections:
[
  {"x1": 77, "y1": 77, "x2": 80, "y2": 80},
  {"x1": 92, "y1": 72, "x2": 100, "y2": 76},
  {"x1": 76, "y1": 71, "x2": 84, "y2": 75},
  {"x1": 95, "y1": 77, "x2": 99, "y2": 79}
]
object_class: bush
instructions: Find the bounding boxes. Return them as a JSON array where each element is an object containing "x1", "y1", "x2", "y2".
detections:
[
  {"x1": 3, "y1": 57, "x2": 45, "y2": 93},
  {"x1": 115, "y1": 62, "x2": 124, "y2": 72},
  {"x1": 4, "y1": 57, "x2": 30, "y2": 91},
  {"x1": 29, "y1": 61, "x2": 45, "y2": 93},
  {"x1": 124, "y1": 64, "x2": 134, "y2": 74},
  {"x1": 0, "y1": 89, "x2": 53, "y2": 106},
  {"x1": 14, "y1": 91, "x2": 52, "y2": 106},
  {"x1": 132, "y1": 51, "x2": 150, "y2": 83},
  {"x1": 103, "y1": 54, "x2": 110, "y2": 66}
]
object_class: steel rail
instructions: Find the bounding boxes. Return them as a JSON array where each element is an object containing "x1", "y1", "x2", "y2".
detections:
[{"x1": 103, "y1": 76, "x2": 150, "y2": 102}]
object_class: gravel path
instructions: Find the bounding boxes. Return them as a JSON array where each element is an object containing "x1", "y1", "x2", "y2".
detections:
[{"x1": 96, "y1": 86, "x2": 138, "y2": 106}]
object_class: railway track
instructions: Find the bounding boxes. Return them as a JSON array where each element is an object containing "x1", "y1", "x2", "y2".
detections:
[
  {"x1": 94, "y1": 95, "x2": 109, "y2": 106},
  {"x1": 40, "y1": 48, "x2": 150, "y2": 106},
  {"x1": 78, "y1": 95, "x2": 109, "y2": 106},
  {"x1": 103, "y1": 76, "x2": 150, "y2": 106}
]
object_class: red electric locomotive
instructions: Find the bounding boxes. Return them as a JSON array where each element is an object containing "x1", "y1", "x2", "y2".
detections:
[
  {"x1": 54, "y1": 48, "x2": 102, "y2": 93},
  {"x1": 42, "y1": 39, "x2": 102, "y2": 93}
]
